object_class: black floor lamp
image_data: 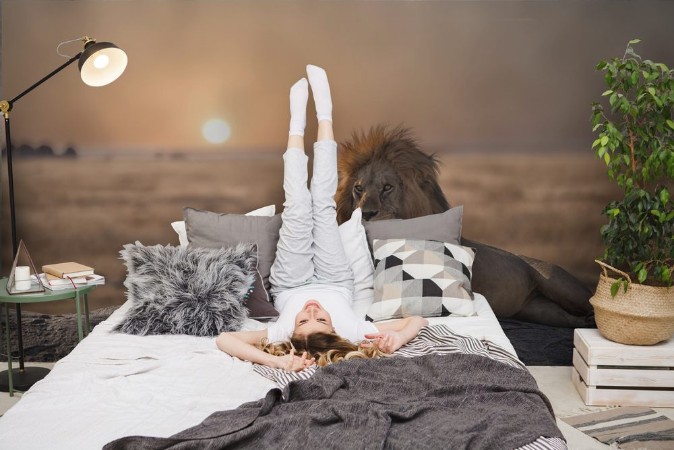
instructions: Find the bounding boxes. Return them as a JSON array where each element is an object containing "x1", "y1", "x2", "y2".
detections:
[{"x1": 0, "y1": 36, "x2": 127, "y2": 392}]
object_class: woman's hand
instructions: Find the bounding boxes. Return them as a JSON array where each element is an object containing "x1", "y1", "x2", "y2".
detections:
[
  {"x1": 276, "y1": 350, "x2": 315, "y2": 372},
  {"x1": 362, "y1": 331, "x2": 407, "y2": 354},
  {"x1": 367, "y1": 316, "x2": 428, "y2": 353}
]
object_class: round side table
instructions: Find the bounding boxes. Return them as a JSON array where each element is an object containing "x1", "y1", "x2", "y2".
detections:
[{"x1": 0, "y1": 277, "x2": 96, "y2": 396}]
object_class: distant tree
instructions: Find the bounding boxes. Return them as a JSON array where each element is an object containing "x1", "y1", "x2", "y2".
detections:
[
  {"x1": 17, "y1": 144, "x2": 34, "y2": 157},
  {"x1": 63, "y1": 147, "x2": 78, "y2": 158},
  {"x1": 35, "y1": 145, "x2": 55, "y2": 157}
]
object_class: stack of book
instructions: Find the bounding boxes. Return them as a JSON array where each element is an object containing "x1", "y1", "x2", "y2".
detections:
[{"x1": 39, "y1": 262, "x2": 105, "y2": 291}]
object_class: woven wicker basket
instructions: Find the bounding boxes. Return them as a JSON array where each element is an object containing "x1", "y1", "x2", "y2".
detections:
[{"x1": 590, "y1": 260, "x2": 674, "y2": 345}]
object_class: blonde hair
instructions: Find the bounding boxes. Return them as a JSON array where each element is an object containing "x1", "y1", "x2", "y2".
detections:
[{"x1": 258, "y1": 332, "x2": 387, "y2": 367}]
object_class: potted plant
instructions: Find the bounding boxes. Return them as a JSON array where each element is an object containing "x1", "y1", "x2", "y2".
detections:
[{"x1": 590, "y1": 39, "x2": 674, "y2": 345}]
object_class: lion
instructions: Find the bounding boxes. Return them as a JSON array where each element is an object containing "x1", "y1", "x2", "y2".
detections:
[{"x1": 336, "y1": 125, "x2": 594, "y2": 328}]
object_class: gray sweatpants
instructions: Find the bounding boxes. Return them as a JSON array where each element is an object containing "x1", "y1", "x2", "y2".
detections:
[{"x1": 269, "y1": 141, "x2": 354, "y2": 298}]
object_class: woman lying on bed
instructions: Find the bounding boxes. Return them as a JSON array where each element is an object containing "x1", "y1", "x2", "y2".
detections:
[{"x1": 217, "y1": 65, "x2": 427, "y2": 372}]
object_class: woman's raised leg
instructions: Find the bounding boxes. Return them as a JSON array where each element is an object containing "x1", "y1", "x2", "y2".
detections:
[
  {"x1": 269, "y1": 78, "x2": 315, "y2": 298},
  {"x1": 306, "y1": 65, "x2": 353, "y2": 292}
]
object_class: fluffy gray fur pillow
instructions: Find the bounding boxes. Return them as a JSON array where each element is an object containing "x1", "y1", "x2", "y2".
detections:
[{"x1": 115, "y1": 241, "x2": 257, "y2": 336}]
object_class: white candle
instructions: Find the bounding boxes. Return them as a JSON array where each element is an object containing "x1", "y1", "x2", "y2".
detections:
[
  {"x1": 15, "y1": 266, "x2": 30, "y2": 281},
  {"x1": 15, "y1": 280, "x2": 31, "y2": 291},
  {"x1": 14, "y1": 266, "x2": 31, "y2": 291}
]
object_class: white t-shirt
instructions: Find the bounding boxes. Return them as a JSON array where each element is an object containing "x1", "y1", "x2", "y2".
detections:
[{"x1": 267, "y1": 283, "x2": 378, "y2": 343}]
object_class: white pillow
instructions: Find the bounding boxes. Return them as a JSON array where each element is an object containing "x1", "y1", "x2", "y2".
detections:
[
  {"x1": 338, "y1": 208, "x2": 375, "y2": 319},
  {"x1": 171, "y1": 204, "x2": 276, "y2": 248}
]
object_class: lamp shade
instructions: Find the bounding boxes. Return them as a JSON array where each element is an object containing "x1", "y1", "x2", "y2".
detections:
[{"x1": 78, "y1": 41, "x2": 127, "y2": 87}]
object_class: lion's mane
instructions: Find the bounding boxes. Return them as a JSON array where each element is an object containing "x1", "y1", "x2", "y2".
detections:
[{"x1": 336, "y1": 125, "x2": 450, "y2": 223}]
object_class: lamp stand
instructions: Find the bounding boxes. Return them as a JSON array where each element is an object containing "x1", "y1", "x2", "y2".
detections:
[
  {"x1": 0, "y1": 54, "x2": 81, "y2": 393},
  {"x1": 0, "y1": 109, "x2": 53, "y2": 392}
]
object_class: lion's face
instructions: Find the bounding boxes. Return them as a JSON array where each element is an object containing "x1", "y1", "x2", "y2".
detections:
[
  {"x1": 336, "y1": 125, "x2": 451, "y2": 224},
  {"x1": 350, "y1": 161, "x2": 404, "y2": 221}
]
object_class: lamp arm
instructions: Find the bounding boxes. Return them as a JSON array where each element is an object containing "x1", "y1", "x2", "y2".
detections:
[{"x1": 2, "y1": 52, "x2": 81, "y2": 113}]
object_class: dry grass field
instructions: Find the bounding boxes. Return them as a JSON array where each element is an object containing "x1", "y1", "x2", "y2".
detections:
[
  {"x1": 437, "y1": 153, "x2": 621, "y2": 288},
  {"x1": 1, "y1": 152, "x2": 620, "y2": 314}
]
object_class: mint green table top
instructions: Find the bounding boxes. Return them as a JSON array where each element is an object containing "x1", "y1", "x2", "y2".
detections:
[{"x1": 0, "y1": 277, "x2": 96, "y2": 303}]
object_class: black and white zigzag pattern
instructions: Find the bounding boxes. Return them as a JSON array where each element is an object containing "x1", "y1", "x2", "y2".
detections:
[
  {"x1": 517, "y1": 437, "x2": 567, "y2": 450},
  {"x1": 393, "y1": 324, "x2": 526, "y2": 370}
]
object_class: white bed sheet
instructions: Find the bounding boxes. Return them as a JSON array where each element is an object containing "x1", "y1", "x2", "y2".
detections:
[{"x1": 0, "y1": 293, "x2": 516, "y2": 450}]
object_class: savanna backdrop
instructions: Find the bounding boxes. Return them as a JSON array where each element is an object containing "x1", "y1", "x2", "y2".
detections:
[{"x1": 2, "y1": 0, "x2": 673, "y2": 316}]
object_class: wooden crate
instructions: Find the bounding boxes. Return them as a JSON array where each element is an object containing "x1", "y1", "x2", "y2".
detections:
[{"x1": 572, "y1": 328, "x2": 674, "y2": 407}]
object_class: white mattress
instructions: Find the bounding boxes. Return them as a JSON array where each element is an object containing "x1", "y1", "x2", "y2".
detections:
[{"x1": 0, "y1": 294, "x2": 516, "y2": 449}]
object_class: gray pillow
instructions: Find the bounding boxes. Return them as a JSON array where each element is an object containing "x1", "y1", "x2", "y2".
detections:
[
  {"x1": 115, "y1": 241, "x2": 256, "y2": 336},
  {"x1": 363, "y1": 206, "x2": 464, "y2": 249},
  {"x1": 184, "y1": 207, "x2": 282, "y2": 309}
]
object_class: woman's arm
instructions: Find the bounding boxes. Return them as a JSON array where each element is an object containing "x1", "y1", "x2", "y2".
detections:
[
  {"x1": 216, "y1": 330, "x2": 314, "y2": 372},
  {"x1": 364, "y1": 316, "x2": 429, "y2": 353}
]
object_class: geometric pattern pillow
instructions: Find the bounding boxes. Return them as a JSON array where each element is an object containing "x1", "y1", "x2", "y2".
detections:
[{"x1": 366, "y1": 239, "x2": 476, "y2": 322}]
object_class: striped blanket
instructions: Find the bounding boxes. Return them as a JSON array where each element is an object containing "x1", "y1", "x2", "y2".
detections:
[
  {"x1": 254, "y1": 324, "x2": 524, "y2": 390},
  {"x1": 106, "y1": 325, "x2": 567, "y2": 450}
]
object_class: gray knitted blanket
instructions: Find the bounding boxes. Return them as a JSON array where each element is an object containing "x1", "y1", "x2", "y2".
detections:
[{"x1": 106, "y1": 351, "x2": 564, "y2": 450}]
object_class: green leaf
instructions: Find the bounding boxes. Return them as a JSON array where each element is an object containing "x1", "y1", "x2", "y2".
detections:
[
  {"x1": 628, "y1": 38, "x2": 641, "y2": 45},
  {"x1": 648, "y1": 87, "x2": 656, "y2": 96},
  {"x1": 667, "y1": 119, "x2": 674, "y2": 130},
  {"x1": 600, "y1": 136, "x2": 609, "y2": 146},
  {"x1": 638, "y1": 268, "x2": 648, "y2": 283},
  {"x1": 602, "y1": 90, "x2": 613, "y2": 96},
  {"x1": 610, "y1": 281, "x2": 620, "y2": 297},
  {"x1": 592, "y1": 138, "x2": 602, "y2": 149},
  {"x1": 660, "y1": 189, "x2": 670, "y2": 204},
  {"x1": 630, "y1": 71, "x2": 639, "y2": 85},
  {"x1": 604, "y1": 152, "x2": 610, "y2": 165},
  {"x1": 596, "y1": 61, "x2": 607, "y2": 70}
]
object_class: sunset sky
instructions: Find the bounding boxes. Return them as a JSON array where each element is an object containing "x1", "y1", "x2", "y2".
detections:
[{"x1": 2, "y1": 0, "x2": 674, "y2": 154}]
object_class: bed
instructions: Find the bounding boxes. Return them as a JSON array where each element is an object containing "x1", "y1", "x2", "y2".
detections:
[
  {"x1": 0, "y1": 295, "x2": 564, "y2": 449},
  {"x1": 0, "y1": 206, "x2": 566, "y2": 448}
]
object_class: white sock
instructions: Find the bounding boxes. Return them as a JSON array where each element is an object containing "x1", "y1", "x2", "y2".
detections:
[
  {"x1": 289, "y1": 78, "x2": 308, "y2": 136},
  {"x1": 306, "y1": 65, "x2": 332, "y2": 122}
]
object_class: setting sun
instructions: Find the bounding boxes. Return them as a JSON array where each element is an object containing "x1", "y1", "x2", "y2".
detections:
[{"x1": 202, "y1": 119, "x2": 231, "y2": 144}]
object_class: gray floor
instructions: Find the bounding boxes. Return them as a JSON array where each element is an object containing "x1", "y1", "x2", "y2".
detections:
[
  {"x1": 0, "y1": 363, "x2": 55, "y2": 418},
  {"x1": 1, "y1": 364, "x2": 672, "y2": 449}
]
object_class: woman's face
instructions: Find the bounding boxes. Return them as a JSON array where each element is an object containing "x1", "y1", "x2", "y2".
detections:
[{"x1": 294, "y1": 300, "x2": 334, "y2": 336}]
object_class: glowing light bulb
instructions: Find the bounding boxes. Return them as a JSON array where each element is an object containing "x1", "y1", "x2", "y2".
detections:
[
  {"x1": 93, "y1": 54, "x2": 110, "y2": 69},
  {"x1": 202, "y1": 119, "x2": 231, "y2": 144}
]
